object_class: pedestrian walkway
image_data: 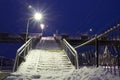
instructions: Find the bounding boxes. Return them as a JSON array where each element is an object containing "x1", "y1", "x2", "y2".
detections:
[{"x1": 5, "y1": 37, "x2": 74, "y2": 80}]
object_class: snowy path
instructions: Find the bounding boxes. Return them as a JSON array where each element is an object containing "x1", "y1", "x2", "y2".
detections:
[
  {"x1": 16, "y1": 50, "x2": 74, "y2": 79},
  {"x1": 35, "y1": 37, "x2": 62, "y2": 50},
  {"x1": 4, "y1": 37, "x2": 119, "y2": 80},
  {"x1": 5, "y1": 37, "x2": 75, "y2": 80}
]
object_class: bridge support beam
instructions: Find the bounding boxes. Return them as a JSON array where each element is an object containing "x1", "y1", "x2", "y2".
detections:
[{"x1": 95, "y1": 35, "x2": 99, "y2": 67}]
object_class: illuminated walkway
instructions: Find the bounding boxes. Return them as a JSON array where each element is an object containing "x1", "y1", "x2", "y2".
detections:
[{"x1": 5, "y1": 37, "x2": 74, "y2": 80}]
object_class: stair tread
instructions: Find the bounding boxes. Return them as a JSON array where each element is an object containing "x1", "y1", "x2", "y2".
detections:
[{"x1": 18, "y1": 50, "x2": 74, "y2": 74}]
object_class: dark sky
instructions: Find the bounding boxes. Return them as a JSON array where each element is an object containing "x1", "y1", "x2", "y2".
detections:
[
  {"x1": 0, "y1": 0, "x2": 120, "y2": 35},
  {"x1": 0, "y1": 0, "x2": 120, "y2": 58}
]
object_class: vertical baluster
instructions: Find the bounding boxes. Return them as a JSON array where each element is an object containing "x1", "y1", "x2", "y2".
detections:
[
  {"x1": 91, "y1": 52, "x2": 93, "y2": 66},
  {"x1": 0, "y1": 57, "x2": 1, "y2": 70},
  {"x1": 88, "y1": 51, "x2": 90, "y2": 65},
  {"x1": 24, "y1": 48, "x2": 27, "y2": 57},
  {"x1": 82, "y1": 53, "x2": 83, "y2": 65},
  {"x1": 110, "y1": 57, "x2": 113, "y2": 74},
  {"x1": 114, "y1": 57, "x2": 116, "y2": 75},
  {"x1": 30, "y1": 39, "x2": 32, "y2": 50},
  {"x1": 79, "y1": 54, "x2": 81, "y2": 66},
  {"x1": 118, "y1": 56, "x2": 120, "y2": 76},
  {"x1": 91, "y1": 51, "x2": 94, "y2": 66},
  {"x1": 16, "y1": 55, "x2": 19, "y2": 70},
  {"x1": 95, "y1": 35, "x2": 99, "y2": 67},
  {"x1": 27, "y1": 45, "x2": 29, "y2": 55},
  {"x1": 86, "y1": 52, "x2": 88, "y2": 65},
  {"x1": 0, "y1": 57, "x2": 3, "y2": 70},
  {"x1": 90, "y1": 51, "x2": 92, "y2": 66}
]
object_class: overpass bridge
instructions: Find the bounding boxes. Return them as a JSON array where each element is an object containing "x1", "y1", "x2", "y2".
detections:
[
  {"x1": 4, "y1": 37, "x2": 75, "y2": 79},
  {"x1": 1, "y1": 24, "x2": 120, "y2": 79},
  {"x1": 1, "y1": 32, "x2": 120, "y2": 46}
]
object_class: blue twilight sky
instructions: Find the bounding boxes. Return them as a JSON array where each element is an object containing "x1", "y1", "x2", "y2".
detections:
[
  {"x1": 0, "y1": 0, "x2": 120, "y2": 35},
  {"x1": 0, "y1": 0, "x2": 120, "y2": 58}
]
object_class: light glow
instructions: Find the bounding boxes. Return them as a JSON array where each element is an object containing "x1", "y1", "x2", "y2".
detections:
[
  {"x1": 28, "y1": 5, "x2": 32, "y2": 9},
  {"x1": 89, "y1": 28, "x2": 92, "y2": 32},
  {"x1": 34, "y1": 13, "x2": 42, "y2": 21},
  {"x1": 40, "y1": 24, "x2": 45, "y2": 30}
]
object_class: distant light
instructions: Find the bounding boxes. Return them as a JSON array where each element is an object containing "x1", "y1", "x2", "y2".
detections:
[
  {"x1": 40, "y1": 24, "x2": 45, "y2": 30},
  {"x1": 34, "y1": 13, "x2": 42, "y2": 21},
  {"x1": 89, "y1": 28, "x2": 92, "y2": 32},
  {"x1": 28, "y1": 5, "x2": 32, "y2": 9}
]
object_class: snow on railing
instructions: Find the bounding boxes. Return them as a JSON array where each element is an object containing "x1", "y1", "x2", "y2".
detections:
[
  {"x1": 13, "y1": 38, "x2": 33, "y2": 72},
  {"x1": 62, "y1": 39, "x2": 79, "y2": 69},
  {"x1": 13, "y1": 35, "x2": 41, "y2": 72}
]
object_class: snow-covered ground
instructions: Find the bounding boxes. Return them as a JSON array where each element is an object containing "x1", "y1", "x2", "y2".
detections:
[
  {"x1": 64, "y1": 66, "x2": 119, "y2": 80},
  {"x1": 4, "y1": 66, "x2": 120, "y2": 80},
  {"x1": 0, "y1": 71, "x2": 10, "y2": 80},
  {"x1": 4, "y1": 37, "x2": 120, "y2": 80}
]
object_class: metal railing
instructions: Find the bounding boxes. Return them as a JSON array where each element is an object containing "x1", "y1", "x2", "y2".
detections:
[
  {"x1": 75, "y1": 24, "x2": 120, "y2": 49},
  {"x1": 62, "y1": 39, "x2": 79, "y2": 69},
  {"x1": 74, "y1": 24, "x2": 120, "y2": 76},
  {"x1": 13, "y1": 38, "x2": 34, "y2": 71},
  {"x1": 75, "y1": 24, "x2": 120, "y2": 66}
]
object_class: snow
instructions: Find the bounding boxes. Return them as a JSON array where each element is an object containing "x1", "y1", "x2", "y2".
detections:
[
  {"x1": 16, "y1": 50, "x2": 74, "y2": 75},
  {"x1": 4, "y1": 66, "x2": 119, "y2": 80},
  {"x1": 4, "y1": 49, "x2": 75, "y2": 80},
  {"x1": 4, "y1": 37, "x2": 120, "y2": 80},
  {"x1": 35, "y1": 37, "x2": 62, "y2": 50},
  {"x1": 64, "y1": 66, "x2": 119, "y2": 80}
]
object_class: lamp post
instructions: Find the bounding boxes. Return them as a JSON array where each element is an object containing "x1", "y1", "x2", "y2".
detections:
[
  {"x1": 40, "y1": 24, "x2": 45, "y2": 35},
  {"x1": 25, "y1": 13, "x2": 43, "y2": 42}
]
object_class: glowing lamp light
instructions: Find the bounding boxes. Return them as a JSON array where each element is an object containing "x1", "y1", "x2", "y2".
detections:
[
  {"x1": 28, "y1": 5, "x2": 32, "y2": 9},
  {"x1": 34, "y1": 13, "x2": 42, "y2": 21},
  {"x1": 40, "y1": 24, "x2": 45, "y2": 30},
  {"x1": 89, "y1": 28, "x2": 93, "y2": 32}
]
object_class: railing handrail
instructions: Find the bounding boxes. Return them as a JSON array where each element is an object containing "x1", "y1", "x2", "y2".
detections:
[
  {"x1": 13, "y1": 38, "x2": 33, "y2": 72},
  {"x1": 75, "y1": 24, "x2": 120, "y2": 49},
  {"x1": 63, "y1": 39, "x2": 79, "y2": 69},
  {"x1": 17, "y1": 38, "x2": 32, "y2": 55},
  {"x1": 63, "y1": 39, "x2": 77, "y2": 55}
]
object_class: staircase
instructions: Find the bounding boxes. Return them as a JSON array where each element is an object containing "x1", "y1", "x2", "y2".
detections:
[{"x1": 5, "y1": 37, "x2": 74, "y2": 80}]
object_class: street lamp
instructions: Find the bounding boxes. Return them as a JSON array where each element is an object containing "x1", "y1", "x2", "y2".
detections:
[
  {"x1": 25, "y1": 12, "x2": 43, "y2": 42},
  {"x1": 34, "y1": 13, "x2": 43, "y2": 21},
  {"x1": 40, "y1": 24, "x2": 45, "y2": 34}
]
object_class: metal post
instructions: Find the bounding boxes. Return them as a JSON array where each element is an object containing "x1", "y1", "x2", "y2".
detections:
[
  {"x1": 95, "y1": 35, "x2": 99, "y2": 67},
  {"x1": 118, "y1": 56, "x2": 120, "y2": 76},
  {"x1": 75, "y1": 53, "x2": 79, "y2": 69},
  {"x1": 0, "y1": 57, "x2": 3, "y2": 70},
  {"x1": 13, "y1": 53, "x2": 18, "y2": 72},
  {"x1": 24, "y1": 49, "x2": 26, "y2": 57},
  {"x1": 25, "y1": 19, "x2": 30, "y2": 42},
  {"x1": 29, "y1": 40, "x2": 33, "y2": 50}
]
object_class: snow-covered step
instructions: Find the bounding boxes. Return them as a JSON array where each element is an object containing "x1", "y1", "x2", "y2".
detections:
[
  {"x1": 5, "y1": 37, "x2": 75, "y2": 80},
  {"x1": 13, "y1": 50, "x2": 75, "y2": 79}
]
